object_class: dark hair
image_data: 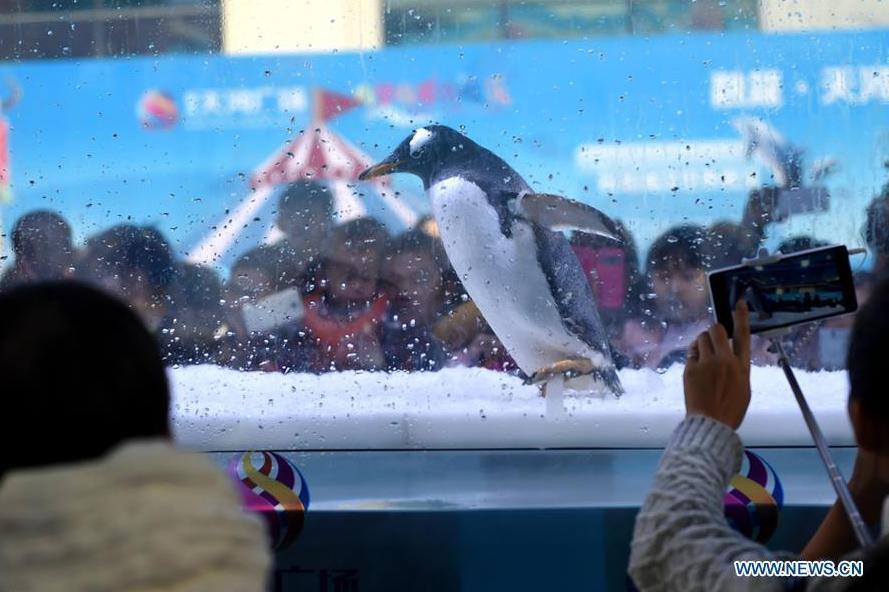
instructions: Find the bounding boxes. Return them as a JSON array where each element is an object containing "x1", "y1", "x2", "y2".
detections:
[
  {"x1": 776, "y1": 235, "x2": 828, "y2": 255},
  {"x1": 846, "y1": 278, "x2": 889, "y2": 586},
  {"x1": 847, "y1": 277, "x2": 889, "y2": 421},
  {"x1": 169, "y1": 263, "x2": 224, "y2": 313},
  {"x1": 11, "y1": 210, "x2": 72, "y2": 258},
  {"x1": 278, "y1": 180, "x2": 334, "y2": 218},
  {"x1": 0, "y1": 282, "x2": 170, "y2": 477},
  {"x1": 704, "y1": 222, "x2": 749, "y2": 269},
  {"x1": 325, "y1": 217, "x2": 389, "y2": 256},
  {"x1": 385, "y1": 228, "x2": 448, "y2": 268},
  {"x1": 647, "y1": 224, "x2": 708, "y2": 273},
  {"x1": 162, "y1": 264, "x2": 225, "y2": 366},
  {"x1": 82, "y1": 224, "x2": 176, "y2": 296}
]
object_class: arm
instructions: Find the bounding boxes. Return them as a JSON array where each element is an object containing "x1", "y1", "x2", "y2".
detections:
[
  {"x1": 629, "y1": 416, "x2": 791, "y2": 592},
  {"x1": 630, "y1": 302, "x2": 793, "y2": 591},
  {"x1": 738, "y1": 187, "x2": 779, "y2": 256},
  {"x1": 801, "y1": 447, "x2": 887, "y2": 560},
  {"x1": 801, "y1": 500, "x2": 860, "y2": 561}
]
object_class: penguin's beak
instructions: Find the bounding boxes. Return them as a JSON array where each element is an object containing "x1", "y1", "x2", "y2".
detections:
[{"x1": 359, "y1": 156, "x2": 403, "y2": 181}]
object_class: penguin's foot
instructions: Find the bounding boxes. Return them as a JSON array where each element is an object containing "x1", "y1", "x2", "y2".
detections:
[{"x1": 526, "y1": 358, "x2": 595, "y2": 386}]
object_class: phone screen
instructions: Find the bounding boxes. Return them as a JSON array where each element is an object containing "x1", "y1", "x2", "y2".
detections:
[{"x1": 708, "y1": 245, "x2": 857, "y2": 338}]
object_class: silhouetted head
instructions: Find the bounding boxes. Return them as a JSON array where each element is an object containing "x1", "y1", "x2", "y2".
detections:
[
  {"x1": 0, "y1": 282, "x2": 170, "y2": 479},
  {"x1": 320, "y1": 217, "x2": 389, "y2": 306},
  {"x1": 162, "y1": 263, "x2": 226, "y2": 365},
  {"x1": 10, "y1": 210, "x2": 74, "y2": 281},
  {"x1": 847, "y1": 277, "x2": 889, "y2": 454},
  {"x1": 78, "y1": 224, "x2": 176, "y2": 329},
  {"x1": 843, "y1": 276, "x2": 889, "y2": 586},
  {"x1": 359, "y1": 125, "x2": 482, "y2": 187},
  {"x1": 705, "y1": 222, "x2": 749, "y2": 269},
  {"x1": 382, "y1": 228, "x2": 448, "y2": 310},
  {"x1": 776, "y1": 235, "x2": 828, "y2": 255},
  {"x1": 276, "y1": 180, "x2": 335, "y2": 249}
]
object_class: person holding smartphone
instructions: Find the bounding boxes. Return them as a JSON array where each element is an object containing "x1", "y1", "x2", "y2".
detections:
[{"x1": 629, "y1": 282, "x2": 889, "y2": 591}]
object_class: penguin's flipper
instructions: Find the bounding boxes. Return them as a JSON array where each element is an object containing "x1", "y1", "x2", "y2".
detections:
[
  {"x1": 515, "y1": 192, "x2": 620, "y2": 241},
  {"x1": 530, "y1": 226, "x2": 624, "y2": 397}
]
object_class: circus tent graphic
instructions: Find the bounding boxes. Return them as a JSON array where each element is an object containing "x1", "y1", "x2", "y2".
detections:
[{"x1": 188, "y1": 88, "x2": 419, "y2": 266}]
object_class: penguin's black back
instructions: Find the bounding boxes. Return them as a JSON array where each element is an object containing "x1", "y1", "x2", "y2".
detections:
[{"x1": 428, "y1": 131, "x2": 531, "y2": 238}]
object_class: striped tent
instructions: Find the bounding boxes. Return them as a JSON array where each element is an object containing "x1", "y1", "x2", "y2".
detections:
[{"x1": 188, "y1": 89, "x2": 418, "y2": 266}]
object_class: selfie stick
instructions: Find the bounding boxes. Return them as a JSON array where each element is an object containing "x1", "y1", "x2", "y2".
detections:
[
  {"x1": 741, "y1": 249, "x2": 874, "y2": 548},
  {"x1": 771, "y1": 339, "x2": 873, "y2": 548}
]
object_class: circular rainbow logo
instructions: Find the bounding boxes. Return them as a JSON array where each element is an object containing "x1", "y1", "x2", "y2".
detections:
[
  {"x1": 230, "y1": 450, "x2": 310, "y2": 550},
  {"x1": 724, "y1": 450, "x2": 784, "y2": 544},
  {"x1": 137, "y1": 90, "x2": 178, "y2": 130}
]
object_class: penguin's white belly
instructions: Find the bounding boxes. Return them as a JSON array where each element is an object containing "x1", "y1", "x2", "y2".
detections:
[{"x1": 429, "y1": 177, "x2": 597, "y2": 373}]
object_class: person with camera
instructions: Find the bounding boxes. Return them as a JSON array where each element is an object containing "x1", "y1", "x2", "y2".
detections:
[{"x1": 629, "y1": 282, "x2": 889, "y2": 591}]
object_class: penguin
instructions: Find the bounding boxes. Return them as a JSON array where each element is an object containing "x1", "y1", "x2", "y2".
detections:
[{"x1": 360, "y1": 125, "x2": 623, "y2": 396}]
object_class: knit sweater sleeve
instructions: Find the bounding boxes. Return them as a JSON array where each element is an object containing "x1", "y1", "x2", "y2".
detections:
[{"x1": 628, "y1": 415, "x2": 795, "y2": 592}]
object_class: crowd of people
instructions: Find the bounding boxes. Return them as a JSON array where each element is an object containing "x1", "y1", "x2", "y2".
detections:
[{"x1": 1, "y1": 178, "x2": 887, "y2": 378}]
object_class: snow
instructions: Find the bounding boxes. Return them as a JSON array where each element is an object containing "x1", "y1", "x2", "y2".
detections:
[{"x1": 169, "y1": 365, "x2": 854, "y2": 451}]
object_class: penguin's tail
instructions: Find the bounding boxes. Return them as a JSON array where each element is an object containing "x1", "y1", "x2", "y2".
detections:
[{"x1": 565, "y1": 364, "x2": 624, "y2": 398}]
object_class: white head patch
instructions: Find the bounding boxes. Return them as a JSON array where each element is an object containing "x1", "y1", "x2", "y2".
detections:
[{"x1": 409, "y1": 127, "x2": 434, "y2": 156}]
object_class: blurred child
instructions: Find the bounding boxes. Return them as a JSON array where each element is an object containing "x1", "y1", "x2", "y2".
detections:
[
  {"x1": 380, "y1": 229, "x2": 449, "y2": 371},
  {"x1": 221, "y1": 245, "x2": 311, "y2": 373},
  {"x1": 648, "y1": 224, "x2": 711, "y2": 325},
  {"x1": 161, "y1": 263, "x2": 227, "y2": 366},
  {"x1": 272, "y1": 180, "x2": 335, "y2": 292},
  {"x1": 620, "y1": 224, "x2": 711, "y2": 369},
  {"x1": 0, "y1": 210, "x2": 74, "y2": 290},
  {"x1": 303, "y1": 217, "x2": 389, "y2": 372},
  {"x1": 77, "y1": 224, "x2": 175, "y2": 332}
]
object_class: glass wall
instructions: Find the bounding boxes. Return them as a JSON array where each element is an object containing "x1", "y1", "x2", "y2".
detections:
[{"x1": 0, "y1": 0, "x2": 887, "y2": 448}]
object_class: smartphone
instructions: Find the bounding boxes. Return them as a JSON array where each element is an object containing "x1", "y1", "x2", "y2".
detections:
[
  {"x1": 708, "y1": 244, "x2": 857, "y2": 338},
  {"x1": 775, "y1": 186, "x2": 830, "y2": 220},
  {"x1": 241, "y1": 288, "x2": 305, "y2": 333},
  {"x1": 571, "y1": 245, "x2": 626, "y2": 310}
]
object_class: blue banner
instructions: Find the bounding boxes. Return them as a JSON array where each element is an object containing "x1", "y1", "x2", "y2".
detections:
[{"x1": 1, "y1": 30, "x2": 886, "y2": 268}]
